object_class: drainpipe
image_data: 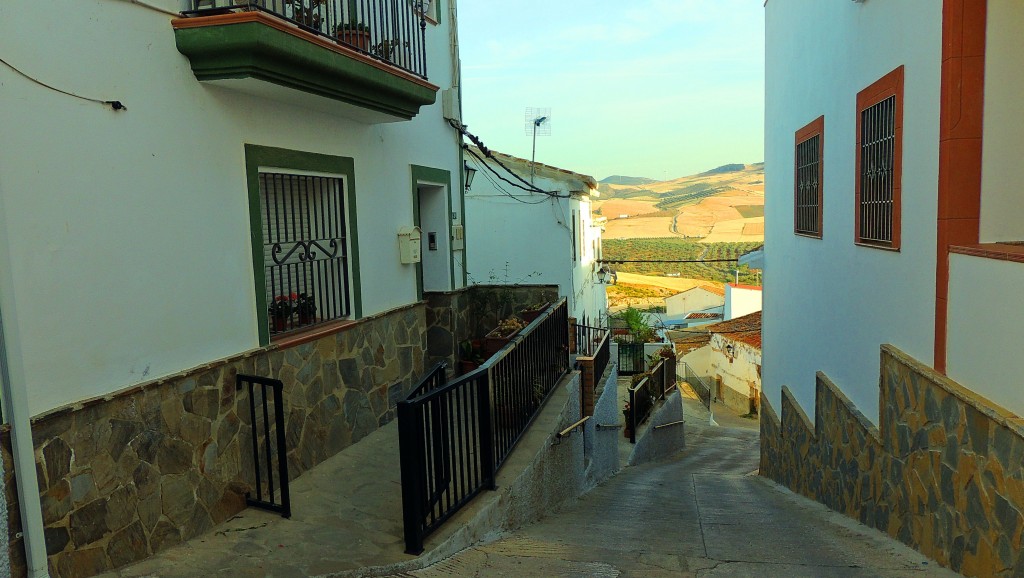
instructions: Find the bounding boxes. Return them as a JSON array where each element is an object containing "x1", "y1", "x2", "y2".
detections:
[{"x1": 0, "y1": 296, "x2": 48, "y2": 574}]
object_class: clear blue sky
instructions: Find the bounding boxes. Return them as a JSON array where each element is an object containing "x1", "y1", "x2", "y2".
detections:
[{"x1": 456, "y1": 0, "x2": 765, "y2": 182}]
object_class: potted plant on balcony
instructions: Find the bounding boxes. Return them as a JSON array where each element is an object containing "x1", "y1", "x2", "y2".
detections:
[
  {"x1": 483, "y1": 316, "x2": 525, "y2": 356},
  {"x1": 295, "y1": 293, "x2": 317, "y2": 325},
  {"x1": 268, "y1": 294, "x2": 294, "y2": 333},
  {"x1": 285, "y1": 0, "x2": 326, "y2": 32},
  {"x1": 335, "y1": 21, "x2": 371, "y2": 51}
]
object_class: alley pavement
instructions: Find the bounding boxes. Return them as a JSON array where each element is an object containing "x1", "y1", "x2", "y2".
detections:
[{"x1": 390, "y1": 395, "x2": 960, "y2": 578}]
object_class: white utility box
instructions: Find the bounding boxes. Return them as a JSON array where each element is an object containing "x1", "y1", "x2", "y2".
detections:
[{"x1": 398, "y1": 226, "x2": 422, "y2": 264}]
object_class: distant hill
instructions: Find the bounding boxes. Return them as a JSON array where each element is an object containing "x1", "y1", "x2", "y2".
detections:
[
  {"x1": 698, "y1": 163, "x2": 746, "y2": 176},
  {"x1": 600, "y1": 175, "x2": 657, "y2": 186}
]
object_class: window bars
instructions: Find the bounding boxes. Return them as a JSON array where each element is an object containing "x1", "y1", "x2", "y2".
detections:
[{"x1": 260, "y1": 172, "x2": 351, "y2": 336}]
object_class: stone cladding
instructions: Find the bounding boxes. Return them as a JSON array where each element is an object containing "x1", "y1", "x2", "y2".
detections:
[
  {"x1": 761, "y1": 344, "x2": 1024, "y2": 577},
  {"x1": 1, "y1": 303, "x2": 426, "y2": 578}
]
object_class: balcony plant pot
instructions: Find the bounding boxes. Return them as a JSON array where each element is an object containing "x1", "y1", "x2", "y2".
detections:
[
  {"x1": 272, "y1": 316, "x2": 289, "y2": 333},
  {"x1": 336, "y1": 24, "x2": 371, "y2": 51},
  {"x1": 458, "y1": 360, "x2": 479, "y2": 375}
]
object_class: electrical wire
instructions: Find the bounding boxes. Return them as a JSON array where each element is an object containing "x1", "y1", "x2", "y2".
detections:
[
  {"x1": 448, "y1": 118, "x2": 572, "y2": 198},
  {"x1": 469, "y1": 159, "x2": 550, "y2": 205},
  {"x1": 0, "y1": 56, "x2": 125, "y2": 111},
  {"x1": 465, "y1": 146, "x2": 566, "y2": 199}
]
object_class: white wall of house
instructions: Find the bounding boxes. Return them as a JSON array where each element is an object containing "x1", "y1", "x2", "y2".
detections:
[
  {"x1": 763, "y1": 0, "x2": 942, "y2": 421},
  {"x1": 980, "y1": 0, "x2": 1024, "y2": 243},
  {"x1": 665, "y1": 288, "x2": 724, "y2": 317},
  {"x1": 723, "y1": 285, "x2": 761, "y2": 320},
  {"x1": 946, "y1": 254, "x2": 1024, "y2": 416},
  {"x1": 464, "y1": 156, "x2": 606, "y2": 324},
  {"x1": 0, "y1": 0, "x2": 462, "y2": 415},
  {"x1": 707, "y1": 335, "x2": 761, "y2": 414}
]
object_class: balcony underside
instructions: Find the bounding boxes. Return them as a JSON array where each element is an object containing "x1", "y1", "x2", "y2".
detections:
[{"x1": 172, "y1": 12, "x2": 438, "y2": 122}]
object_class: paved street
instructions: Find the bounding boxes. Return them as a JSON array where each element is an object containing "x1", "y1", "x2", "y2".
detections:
[{"x1": 391, "y1": 399, "x2": 959, "y2": 578}]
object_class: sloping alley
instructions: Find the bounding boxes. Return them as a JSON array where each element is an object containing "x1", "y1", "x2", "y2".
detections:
[{"x1": 392, "y1": 399, "x2": 960, "y2": 578}]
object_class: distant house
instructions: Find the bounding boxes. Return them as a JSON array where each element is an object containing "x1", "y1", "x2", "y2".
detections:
[
  {"x1": 665, "y1": 285, "x2": 725, "y2": 317},
  {"x1": 674, "y1": 311, "x2": 762, "y2": 415}
]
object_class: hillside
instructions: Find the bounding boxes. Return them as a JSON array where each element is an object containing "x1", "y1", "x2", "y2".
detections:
[{"x1": 592, "y1": 162, "x2": 764, "y2": 242}]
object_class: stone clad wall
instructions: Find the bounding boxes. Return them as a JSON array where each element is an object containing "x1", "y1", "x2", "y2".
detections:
[
  {"x1": 424, "y1": 285, "x2": 559, "y2": 371},
  {"x1": 761, "y1": 345, "x2": 1024, "y2": 578},
  {"x1": 2, "y1": 303, "x2": 426, "y2": 578}
]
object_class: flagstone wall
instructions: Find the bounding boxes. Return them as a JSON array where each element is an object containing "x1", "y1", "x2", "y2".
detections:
[
  {"x1": 2, "y1": 303, "x2": 426, "y2": 578},
  {"x1": 761, "y1": 344, "x2": 1024, "y2": 578}
]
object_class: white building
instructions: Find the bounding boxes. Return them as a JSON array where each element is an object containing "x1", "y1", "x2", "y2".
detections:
[
  {"x1": 464, "y1": 147, "x2": 608, "y2": 326},
  {"x1": 723, "y1": 283, "x2": 762, "y2": 321},
  {"x1": 0, "y1": 1, "x2": 466, "y2": 575},
  {"x1": 678, "y1": 311, "x2": 762, "y2": 416},
  {"x1": 763, "y1": 1, "x2": 1024, "y2": 575},
  {"x1": 665, "y1": 285, "x2": 725, "y2": 318}
]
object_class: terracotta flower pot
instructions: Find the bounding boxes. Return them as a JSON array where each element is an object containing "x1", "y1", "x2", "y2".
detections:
[{"x1": 338, "y1": 29, "x2": 370, "y2": 51}]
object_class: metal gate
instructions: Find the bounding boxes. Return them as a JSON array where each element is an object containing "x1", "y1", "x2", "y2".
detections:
[{"x1": 618, "y1": 343, "x2": 645, "y2": 375}]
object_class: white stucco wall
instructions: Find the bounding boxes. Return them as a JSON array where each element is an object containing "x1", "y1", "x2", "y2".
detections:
[
  {"x1": 707, "y1": 335, "x2": 761, "y2": 414},
  {"x1": 763, "y1": 0, "x2": 942, "y2": 422},
  {"x1": 665, "y1": 288, "x2": 723, "y2": 317},
  {"x1": 464, "y1": 159, "x2": 606, "y2": 324},
  {"x1": 0, "y1": 0, "x2": 462, "y2": 415},
  {"x1": 946, "y1": 254, "x2": 1024, "y2": 417},
  {"x1": 979, "y1": 0, "x2": 1024, "y2": 243},
  {"x1": 723, "y1": 285, "x2": 762, "y2": 320}
]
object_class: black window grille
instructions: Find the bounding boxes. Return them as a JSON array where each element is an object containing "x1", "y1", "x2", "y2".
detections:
[
  {"x1": 260, "y1": 172, "x2": 351, "y2": 335},
  {"x1": 795, "y1": 134, "x2": 821, "y2": 236},
  {"x1": 858, "y1": 95, "x2": 896, "y2": 245}
]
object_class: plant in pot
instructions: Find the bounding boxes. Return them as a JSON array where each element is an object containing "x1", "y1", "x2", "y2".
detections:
[
  {"x1": 458, "y1": 339, "x2": 485, "y2": 374},
  {"x1": 268, "y1": 294, "x2": 294, "y2": 333},
  {"x1": 295, "y1": 293, "x2": 316, "y2": 325},
  {"x1": 285, "y1": 0, "x2": 327, "y2": 31},
  {"x1": 519, "y1": 302, "x2": 549, "y2": 323},
  {"x1": 622, "y1": 400, "x2": 632, "y2": 438},
  {"x1": 335, "y1": 21, "x2": 371, "y2": 50},
  {"x1": 483, "y1": 316, "x2": 525, "y2": 356}
]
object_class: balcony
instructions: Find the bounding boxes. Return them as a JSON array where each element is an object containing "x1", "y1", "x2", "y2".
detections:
[{"x1": 173, "y1": 0, "x2": 439, "y2": 122}]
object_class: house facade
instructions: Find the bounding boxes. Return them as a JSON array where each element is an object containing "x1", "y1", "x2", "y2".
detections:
[
  {"x1": 677, "y1": 311, "x2": 761, "y2": 416},
  {"x1": 664, "y1": 285, "x2": 725, "y2": 319},
  {"x1": 763, "y1": 1, "x2": 1024, "y2": 575},
  {"x1": 722, "y1": 283, "x2": 761, "y2": 321},
  {"x1": 464, "y1": 147, "x2": 608, "y2": 326},
  {"x1": 0, "y1": 0, "x2": 466, "y2": 575}
]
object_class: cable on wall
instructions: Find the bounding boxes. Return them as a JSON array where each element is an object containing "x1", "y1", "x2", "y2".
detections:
[{"x1": 0, "y1": 56, "x2": 125, "y2": 111}]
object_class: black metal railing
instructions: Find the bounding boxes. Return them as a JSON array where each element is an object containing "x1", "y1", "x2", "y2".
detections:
[
  {"x1": 573, "y1": 322, "x2": 607, "y2": 358},
  {"x1": 593, "y1": 330, "x2": 610, "y2": 384},
  {"x1": 617, "y1": 341, "x2": 645, "y2": 375},
  {"x1": 240, "y1": 374, "x2": 291, "y2": 518},
  {"x1": 408, "y1": 361, "x2": 448, "y2": 398},
  {"x1": 626, "y1": 357, "x2": 676, "y2": 444},
  {"x1": 681, "y1": 360, "x2": 712, "y2": 410},
  {"x1": 398, "y1": 299, "x2": 569, "y2": 554},
  {"x1": 188, "y1": 0, "x2": 429, "y2": 79}
]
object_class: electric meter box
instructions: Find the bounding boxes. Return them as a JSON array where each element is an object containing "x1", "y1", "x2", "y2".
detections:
[
  {"x1": 451, "y1": 224, "x2": 465, "y2": 250},
  {"x1": 398, "y1": 226, "x2": 422, "y2": 264}
]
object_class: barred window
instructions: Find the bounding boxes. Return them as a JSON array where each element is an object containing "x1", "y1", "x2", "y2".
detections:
[
  {"x1": 260, "y1": 172, "x2": 351, "y2": 335},
  {"x1": 794, "y1": 116, "x2": 824, "y2": 238},
  {"x1": 856, "y1": 66, "x2": 903, "y2": 249}
]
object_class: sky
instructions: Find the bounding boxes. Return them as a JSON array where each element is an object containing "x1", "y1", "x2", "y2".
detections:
[{"x1": 456, "y1": 0, "x2": 765, "y2": 182}]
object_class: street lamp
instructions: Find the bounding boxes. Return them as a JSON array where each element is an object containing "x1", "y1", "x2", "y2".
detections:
[{"x1": 463, "y1": 161, "x2": 477, "y2": 191}]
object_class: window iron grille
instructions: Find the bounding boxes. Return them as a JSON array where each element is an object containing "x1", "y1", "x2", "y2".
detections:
[
  {"x1": 858, "y1": 95, "x2": 896, "y2": 245},
  {"x1": 795, "y1": 134, "x2": 821, "y2": 236},
  {"x1": 260, "y1": 172, "x2": 351, "y2": 335}
]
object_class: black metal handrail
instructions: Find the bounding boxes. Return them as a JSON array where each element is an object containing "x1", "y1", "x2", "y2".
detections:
[
  {"x1": 593, "y1": 331, "x2": 610, "y2": 383},
  {"x1": 187, "y1": 0, "x2": 429, "y2": 79},
  {"x1": 398, "y1": 299, "x2": 569, "y2": 554},
  {"x1": 626, "y1": 357, "x2": 676, "y2": 444},
  {"x1": 240, "y1": 374, "x2": 291, "y2": 518},
  {"x1": 681, "y1": 360, "x2": 712, "y2": 410},
  {"x1": 573, "y1": 322, "x2": 606, "y2": 357}
]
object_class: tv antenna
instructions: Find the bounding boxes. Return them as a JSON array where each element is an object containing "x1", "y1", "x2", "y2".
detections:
[{"x1": 524, "y1": 107, "x2": 551, "y2": 183}]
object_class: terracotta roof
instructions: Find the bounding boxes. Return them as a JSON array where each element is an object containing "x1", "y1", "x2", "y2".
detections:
[
  {"x1": 669, "y1": 331, "x2": 712, "y2": 355},
  {"x1": 727, "y1": 283, "x2": 763, "y2": 291},
  {"x1": 699, "y1": 284, "x2": 726, "y2": 297},
  {"x1": 685, "y1": 312, "x2": 721, "y2": 320},
  {"x1": 704, "y1": 311, "x2": 762, "y2": 349}
]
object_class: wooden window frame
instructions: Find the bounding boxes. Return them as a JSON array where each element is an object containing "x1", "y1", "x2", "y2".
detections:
[
  {"x1": 855, "y1": 66, "x2": 904, "y2": 250},
  {"x1": 794, "y1": 116, "x2": 824, "y2": 238}
]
